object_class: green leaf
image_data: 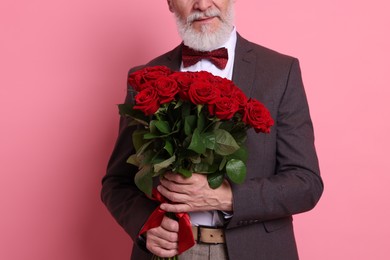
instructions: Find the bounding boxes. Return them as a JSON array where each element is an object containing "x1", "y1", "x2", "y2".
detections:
[
  {"x1": 143, "y1": 129, "x2": 180, "y2": 140},
  {"x1": 174, "y1": 99, "x2": 183, "y2": 109},
  {"x1": 188, "y1": 128, "x2": 206, "y2": 154},
  {"x1": 207, "y1": 172, "x2": 224, "y2": 189},
  {"x1": 197, "y1": 107, "x2": 206, "y2": 132},
  {"x1": 219, "y1": 156, "x2": 227, "y2": 171},
  {"x1": 127, "y1": 118, "x2": 148, "y2": 127},
  {"x1": 118, "y1": 104, "x2": 149, "y2": 126},
  {"x1": 126, "y1": 154, "x2": 139, "y2": 167},
  {"x1": 149, "y1": 120, "x2": 160, "y2": 134},
  {"x1": 154, "y1": 155, "x2": 176, "y2": 173},
  {"x1": 226, "y1": 159, "x2": 247, "y2": 184},
  {"x1": 134, "y1": 165, "x2": 154, "y2": 196},
  {"x1": 202, "y1": 131, "x2": 216, "y2": 150},
  {"x1": 184, "y1": 115, "x2": 197, "y2": 136},
  {"x1": 176, "y1": 168, "x2": 192, "y2": 178},
  {"x1": 193, "y1": 162, "x2": 218, "y2": 173},
  {"x1": 227, "y1": 147, "x2": 248, "y2": 162},
  {"x1": 189, "y1": 154, "x2": 201, "y2": 164},
  {"x1": 212, "y1": 121, "x2": 223, "y2": 130},
  {"x1": 136, "y1": 141, "x2": 153, "y2": 156},
  {"x1": 219, "y1": 120, "x2": 234, "y2": 132},
  {"x1": 181, "y1": 102, "x2": 191, "y2": 118},
  {"x1": 231, "y1": 130, "x2": 248, "y2": 145},
  {"x1": 154, "y1": 120, "x2": 171, "y2": 134},
  {"x1": 164, "y1": 140, "x2": 173, "y2": 156},
  {"x1": 118, "y1": 103, "x2": 134, "y2": 116},
  {"x1": 132, "y1": 129, "x2": 148, "y2": 152},
  {"x1": 143, "y1": 133, "x2": 160, "y2": 140},
  {"x1": 203, "y1": 149, "x2": 214, "y2": 165},
  {"x1": 214, "y1": 129, "x2": 240, "y2": 156},
  {"x1": 135, "y1": 148, "x2": 155, "y2": 168}
]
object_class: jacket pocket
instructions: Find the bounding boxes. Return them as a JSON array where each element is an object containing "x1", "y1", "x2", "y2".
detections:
[{"x1": 262, "y1": 216, "x2": 292, "y2": 233}]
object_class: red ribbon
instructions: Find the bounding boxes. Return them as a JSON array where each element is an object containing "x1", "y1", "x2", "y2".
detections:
[{"x1": 138, "y1": 188, "x2": 195, "y2": 254}]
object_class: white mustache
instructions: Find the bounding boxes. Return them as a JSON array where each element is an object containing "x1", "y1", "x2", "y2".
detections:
[{"x1": 187, "y1": 8, "x2": 221, "y2": 23}]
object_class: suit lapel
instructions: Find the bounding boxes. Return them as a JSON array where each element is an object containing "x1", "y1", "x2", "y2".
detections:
[
  {"x1": 232, "y1": 34, "x2": 256, "y2": 97},
  {"x1": 165, "y1": 45, "x2": 182, "y2": 71}
]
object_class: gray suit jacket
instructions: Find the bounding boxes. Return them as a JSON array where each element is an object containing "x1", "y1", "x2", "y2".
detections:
[{"x1": 101, "y1": 34, "x2": 324, "y2": 260}]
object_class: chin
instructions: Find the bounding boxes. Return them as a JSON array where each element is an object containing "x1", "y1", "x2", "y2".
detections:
[
  {"x1": 178, "y1": 22, "x2": 232, "y2": 51},
  {"x1": 174, "y1": 5, "x2": 235, "y2": 51}
]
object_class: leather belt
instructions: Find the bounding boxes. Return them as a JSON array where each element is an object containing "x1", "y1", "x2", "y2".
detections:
[{"x1": 191, "y1": 226, "x2": 225, "y2": 244}]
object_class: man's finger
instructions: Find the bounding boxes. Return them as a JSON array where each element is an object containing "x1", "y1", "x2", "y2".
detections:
[
  {"x1": 163, "y1": 172, "x2": 191, "y2": 183},
  {"x1": 159, "y1": 179, "x2": 188, "y2": 194},
  {"x1": 161, "y1": 215, "x2": 179, "y2": 232},
  {"x1": 157, "y1": 184, "x2": 190, "y2": 203},
  {"x1": 146, "y1": 236, "x2": 178, "y2": 258},
  {"x1": 160, "y1": 202, "x2": 190, "y2": 213}
]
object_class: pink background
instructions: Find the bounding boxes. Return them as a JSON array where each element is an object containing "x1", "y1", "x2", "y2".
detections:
[{"x1": 1, "y1": 0, "x2": 389, "y2": 259}]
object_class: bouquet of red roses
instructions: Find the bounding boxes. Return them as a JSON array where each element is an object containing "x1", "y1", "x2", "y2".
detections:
[{"x1": 118, "y1": 65, "x2": 273, "y2": 258}]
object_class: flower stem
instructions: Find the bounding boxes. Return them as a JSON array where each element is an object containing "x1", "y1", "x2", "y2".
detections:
[{"x1": 152, "y1": 255, "x2": 178, "y2": 260}]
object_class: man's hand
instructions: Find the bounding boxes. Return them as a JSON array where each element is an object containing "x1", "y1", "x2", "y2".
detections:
[
  {"x1": 146, "y1": 215, "x2": 179, "y2": 258},
  {"x1": 157, "y1": 172, "x2": 233, "y2": 213}
]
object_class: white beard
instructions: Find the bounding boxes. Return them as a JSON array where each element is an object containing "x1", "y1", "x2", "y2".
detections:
[{"x1": 174, "y1": 4, "x2": 235, "y2": 51}]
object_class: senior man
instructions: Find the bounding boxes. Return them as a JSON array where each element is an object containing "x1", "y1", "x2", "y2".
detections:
[{"x1": 101, "y1": 1, "x2": 324, "y2": 259}]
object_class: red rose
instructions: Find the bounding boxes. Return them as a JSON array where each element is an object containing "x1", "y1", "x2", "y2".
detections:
[
  {"x1": 133, "y1": 87, "x2": 160, "y2": 115},
  {"x1": 153, "y1": 76, "x2": 179, "y2": 104},
  {"x1": 143, "y1": 67, "x2": 172, "y2": 82},
  {"x1": 242, "y1": 99, "x2": 274, "y2": 133},
  {"x1": 213, "y1": 80, "x2": 248, "y2": 112},
  {"x1": 214, "y1": 80, "x2": 235, "y2": 97},
  {"x1": 191, "y1": 71, "x2": 215, "y2": 82},
  {"x1": 169, "y1": 72, "x2": 195, "y2": 101},
  {"x1": 128, "y1": 70, "x2": 146, "y2": 91},
  {"x1": 128, "y1": 66, "x2": 172, "y2": 92},
  {"x1": 209, "y1": 96, "x2": 240, "y2": 120},
  {"x1": 232, "y1": 87, "x2": 248, "y2": 112},
  {"x1": 188, "y1": 81, "x2": 221, "y2": 105}
]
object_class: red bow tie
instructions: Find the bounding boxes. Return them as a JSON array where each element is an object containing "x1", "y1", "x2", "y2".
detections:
[{"x1": 181, "y1": 44, "x2": 229, "y2": 69}]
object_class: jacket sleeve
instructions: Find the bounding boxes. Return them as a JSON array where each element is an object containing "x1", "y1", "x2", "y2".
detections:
[
  {"x1": 100, "y1": 68, "x2": 159, "y2": 241},
  {"x1": 227, "y1": 58, "x2": 324, "y2": 229}
]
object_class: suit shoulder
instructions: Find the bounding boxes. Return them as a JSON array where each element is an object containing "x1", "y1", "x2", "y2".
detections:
[
  {"x1": 247, "y1": 39, "x2": 296, "y2": 61},
  {"x1": 248, "y1": 41, "x2": 301, "y2": 77},
  {"x1": 238, "y1": 35, "x2": 298, "y2": 69}
]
